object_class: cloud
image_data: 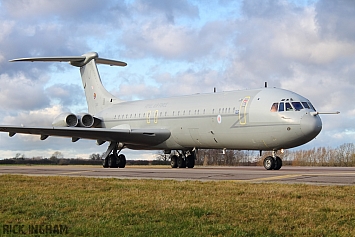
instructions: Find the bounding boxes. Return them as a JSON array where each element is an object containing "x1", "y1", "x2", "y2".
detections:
[
  {"x1": 0, "y1": 0, "x2": 355, "y2": 158},
  {"x1": 315, "y1": 0, "x2": 355, "y2": 41},
  {"x1": 1, "y1": 105, "x2": 64, "y2": 126},
  {"x1": 0, "y1": 72, "x2": 49, "y2": 111},
  {"x1": 45, "y1": 83, "x2": 85, "y2": 107},
  {"x1": 134, "y1": 0, "x2": 199, "y2": 23}
]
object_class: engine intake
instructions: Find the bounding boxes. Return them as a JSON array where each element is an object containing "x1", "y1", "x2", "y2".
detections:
[
  {"x1": 77, "y1": 113, "x2": 94, "y2": 128},
  {"x1": 52, "y1": 112, "x2": 102, "y2": 128},
  {"x1": 52, "y1": 113, "x2": 78, "y2": 127}
]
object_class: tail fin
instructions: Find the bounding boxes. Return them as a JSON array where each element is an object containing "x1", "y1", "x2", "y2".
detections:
[{"x1": 10, "y1": 52, "x2": 127, "y2": 115}]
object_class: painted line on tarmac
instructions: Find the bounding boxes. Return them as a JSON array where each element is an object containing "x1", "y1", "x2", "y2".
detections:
[
  {"x1": 58, "y1": 170, "x2": 92, "y2": 175},
  {"x1": 248, "y1": 174, "x2": 303, "y2": 182}
]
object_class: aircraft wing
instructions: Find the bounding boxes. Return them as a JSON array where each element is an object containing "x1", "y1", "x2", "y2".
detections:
[{"x1": 0, "y1": 126, "x2": 171, "y2": 146}]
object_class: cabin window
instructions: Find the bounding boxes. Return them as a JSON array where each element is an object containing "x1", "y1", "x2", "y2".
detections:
[{"x1": 270, "y1": 103, "x2": 278, "y2": 112}]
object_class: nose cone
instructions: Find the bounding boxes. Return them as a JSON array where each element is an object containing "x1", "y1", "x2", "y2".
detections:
[{"x1": 300, "y1": 113, "x2": 322, "y2": 141}]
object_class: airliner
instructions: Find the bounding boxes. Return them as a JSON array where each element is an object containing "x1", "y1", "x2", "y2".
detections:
[{"x1": 0, "y1": 52, "x2": 337, "y2": 170}]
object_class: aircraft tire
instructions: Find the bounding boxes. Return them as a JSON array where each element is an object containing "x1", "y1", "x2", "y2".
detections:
[
  {"x1": 102, "y1": 158, "x2": 109, "y2": 168},
  {"x1": 274, "y1": 156, "x2": 282, "y2": 170},
  {"x1": 108, "y1": 154, "x2": 118, "y2": 168},
  {"x1": 170, "y1": 155, "x2": 178, "y2": 168},
  {"x1": 117, "y1": 154, "x2": 126, "y2": 168},
  {"x1": 263, "y1": 156, "x2": 275, "y2": 170},
  {"x1": 177, "y1": 156, "x2": 186, "y2": 168},
  {"x1": 186, "y1": 155, "x2": 195, "y2": 168}
]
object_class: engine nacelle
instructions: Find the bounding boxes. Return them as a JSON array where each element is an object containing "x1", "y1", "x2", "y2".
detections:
[
  {"x1": 77, "y1": 113, "x2": 94, "y2": 128},
  {"x1": 52, "y1": 112, "x2": 78, "y2": 127}
]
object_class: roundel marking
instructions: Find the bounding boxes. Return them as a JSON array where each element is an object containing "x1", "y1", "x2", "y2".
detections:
[{"x1": 217, "y1": 115, "x2": 222, "y2": 124}]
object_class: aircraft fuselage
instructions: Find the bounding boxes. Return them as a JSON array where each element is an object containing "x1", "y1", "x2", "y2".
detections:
[{"x1": 96, "y1": 87, "x2": 322, "y2": 151}]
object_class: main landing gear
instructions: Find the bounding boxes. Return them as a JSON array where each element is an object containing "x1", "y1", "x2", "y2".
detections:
[
  {"x1": 170, "y1": 150, "x2": 196, "y2": 168},
  {"x1": 102, "y1": 142, "x2": 126, "y2": 168},
  {"x1": 263, "y1": 151, "x2": 282, "y2": 170}
]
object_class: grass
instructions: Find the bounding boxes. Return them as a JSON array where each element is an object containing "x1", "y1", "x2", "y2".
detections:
[{"x1": 1, "y1": 175, "x2": 355, "y2": 236}]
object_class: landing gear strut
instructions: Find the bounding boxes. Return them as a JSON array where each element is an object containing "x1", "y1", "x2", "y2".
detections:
[
  {"x1": 263, "y1": 151, "x2": 282, "y2": 170},
  {"x1": 102, "y1": 142, "x2": 126, "y2": 168},
  {"x1": 170, "y1": 150, "x2": 196, "y2": 168}
]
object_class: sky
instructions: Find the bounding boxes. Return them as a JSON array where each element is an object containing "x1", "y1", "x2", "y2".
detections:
[{"x1": 0, "y1": 0, "x2": 354, "y2": 160}]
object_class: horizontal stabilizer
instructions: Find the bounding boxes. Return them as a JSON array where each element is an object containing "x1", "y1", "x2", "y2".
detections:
[{"x1": 9, "y1": 52, "x2": 127, "y2": 67}]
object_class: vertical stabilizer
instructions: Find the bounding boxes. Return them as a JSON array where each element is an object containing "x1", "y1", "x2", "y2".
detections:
[
  {"x1": 80, "y1": 59, "x2": 122, "y2": 115},
  {"x1": 10, "y1": 52, "x2": 127, "y2": 115}
]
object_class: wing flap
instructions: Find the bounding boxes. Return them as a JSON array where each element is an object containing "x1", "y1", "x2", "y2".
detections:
[{"x1": 0, "y1": 126, "x2": 171, "y2": 146}]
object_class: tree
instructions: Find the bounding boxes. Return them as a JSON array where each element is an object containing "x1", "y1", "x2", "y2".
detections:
[
  {"x1": 50, "y1": 151, "x2": 64, "y2": 159},
  {"x1": 89, "y1": 153, "x2": 101, "y2": 160},
  {"x1": 156, "y1": 150, "x2": 168, "y2": 161}
]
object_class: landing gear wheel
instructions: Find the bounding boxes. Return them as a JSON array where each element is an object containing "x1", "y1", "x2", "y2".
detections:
[
  {"x1": 108, "y1": 154, "x2": 118, "y2": 168},
  {"x1": 186, "y1": 155, "x2": 195, "y2": 168},
  {"x1": 263, "y1": 156, "x2": 275, "y2": 170},
  {"x1": 171, "y1": 155, "x2": 178, "y2": 168},
  {"x1": 177, "y1": 156, "x2": 186, "y2": 168},
  {"x1": 103, "y1": 157, "x2": 109, "y2": 168},
  {"x1": 274, "y1": 156, "x2": 282, "y2": 170},
  {"x1": 117, "y1": 154, "x2": 126, "y2": 168}
]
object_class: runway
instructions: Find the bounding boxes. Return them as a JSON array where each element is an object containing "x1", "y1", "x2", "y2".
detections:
[{"x1": 1, "y1": 165, "x2": 355, "y2": 185}]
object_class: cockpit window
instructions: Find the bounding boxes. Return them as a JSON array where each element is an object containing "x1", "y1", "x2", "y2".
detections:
[
  {"x1": 308, "y1": 102, "x2": 316, "y2": 111},
  {"x1": 270, "y1": 103, "x2": 278, "y2": 112},
  {"x1": 302, "y1": 102, "x2": 310, "y2": 109},
  {"x1": 278, "y1": 102, "x2": 284, "y2": 112},
  {"x1": 271, "y1": 100, "x2": 316, "y2": 112},
  {"x1": 285, "y1": 102, "x2": 293, "y2": 111},
  {"x1": 291, "y1": 102, "x2": 303, "y2": 111}
]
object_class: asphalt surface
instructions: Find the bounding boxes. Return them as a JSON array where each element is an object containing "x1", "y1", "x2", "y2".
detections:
[{"x1": 1, "y1": 166, "x2": 355, "y2": 185}]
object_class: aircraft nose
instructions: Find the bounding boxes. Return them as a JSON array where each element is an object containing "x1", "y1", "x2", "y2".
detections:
[{"x1": 300, "y1": 113, "x2": 322, "y2": 140}]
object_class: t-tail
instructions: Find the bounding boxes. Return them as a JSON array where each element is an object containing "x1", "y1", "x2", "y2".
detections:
[{"x1": 9, "y1": 52, "x2": 127, "y2": 115}]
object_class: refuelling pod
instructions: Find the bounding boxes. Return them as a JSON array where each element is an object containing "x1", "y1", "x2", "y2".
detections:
[
  {"x1": 77, "y1": 113, "x2": 94, "y2": 128},
  {"x1": 52, "y1": 112, "x2": 78, "y2": 127}
]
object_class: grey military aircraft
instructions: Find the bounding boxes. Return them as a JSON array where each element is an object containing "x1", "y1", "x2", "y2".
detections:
[{"x1": 0, "y1": 52, "x2": 336, "y2": 170}]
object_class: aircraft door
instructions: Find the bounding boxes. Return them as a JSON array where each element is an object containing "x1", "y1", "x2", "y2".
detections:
[{"x1": 239, "y1": 96, "x2": 250, "y2": 125}]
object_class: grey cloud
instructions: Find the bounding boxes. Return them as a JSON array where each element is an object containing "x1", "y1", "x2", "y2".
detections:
[
  {"x1": 242, "y1": 0, "x2": 289, "y2": 19},
  {"x1": 135, "y1": 0, "x2": 199, "y2": 23},
  {"x1": 0, "y1": 73, "x2": 50, "y2": 111},
  {"x1": 315, "y1": 0, "x2": 355, "y2": 41},
  {"x1": 121, "y1": 19, "x2": 235, "y2": 61},
  {"x1": 45, "y1": 83, "x2": 85, "y2": 107},
  {"x1": 1, "y1": 0, "x2": 113, "y2": 23}
]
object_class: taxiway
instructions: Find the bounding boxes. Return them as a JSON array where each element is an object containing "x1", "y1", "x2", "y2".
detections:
[{"x1": 1, "y1": 166, "x2": 355, "y2": 185}]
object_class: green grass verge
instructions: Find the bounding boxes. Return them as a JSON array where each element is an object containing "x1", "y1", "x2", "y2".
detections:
[{"x1": 1, "y1": 175, "x2": 355, "y2": 237}]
